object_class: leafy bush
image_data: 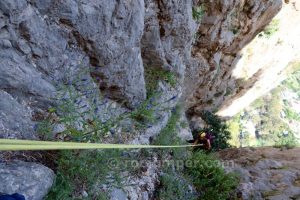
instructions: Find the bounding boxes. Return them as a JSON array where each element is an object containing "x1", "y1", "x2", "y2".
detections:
[
  {"x1": 274, "y1": 132, "x2": 298, "y2": 149},
  {"x1": 199, "y1": 111, "x2": 232, "y2": 150},
  {"x1": 186, "y1": 151, "x2": 239, "y2": 200},
  {"x1": 192, "y1": 5, "x2": 205, "y2": 22},
  {"x1": 259, "y1": 19, "x2": 280, "y2": 38}
]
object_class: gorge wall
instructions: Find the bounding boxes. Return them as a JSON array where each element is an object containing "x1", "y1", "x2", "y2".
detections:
[
  {"x1": 185, "y1": 0, "x2": 283, "y2": 124},
  {"x1": 0, "y1": 0, "x2": 284, "y2": 141},
  {"x1": 0, "y1": 0, "x2": 290, "y2": 199}
]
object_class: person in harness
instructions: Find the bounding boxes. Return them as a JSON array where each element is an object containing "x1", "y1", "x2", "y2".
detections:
[{"x1": 188, "y1": 131, "x2": 214, "y2": 151}]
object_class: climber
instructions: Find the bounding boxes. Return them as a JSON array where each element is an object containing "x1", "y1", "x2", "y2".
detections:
[
  {"x1": 0, "y1": 193, "x2": 25, "y2": 200},
  {"x1": 188, "y1": 131, "x2": 214, "y2": 151}
]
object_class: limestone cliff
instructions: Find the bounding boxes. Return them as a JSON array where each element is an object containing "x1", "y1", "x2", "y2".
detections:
[
  {"x1": 219, "y1": 147, "x2": 300, "y2": 200},
  {"x1": 186, "y1": 0, "x2": 282, "y2": 122},
  {"x1": 0, "y1": 0, "x2": 295, "y2": 199}
]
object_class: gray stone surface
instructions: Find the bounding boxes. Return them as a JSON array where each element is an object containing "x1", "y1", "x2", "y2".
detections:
[
  {"x1": 0, "y1": 91, "x2": 35, "y2": 139},
  {"x1": 0, "y1": 161, "x2": 55, "y2": 200},
  {"x1": 141, "y1": 0, "x2": 196, "y2": 78},
  {"x1": 0, "y1": 0, "x2": 148, "y2": 139},
  {"x1": 110, "y1": 188, "x2": 127, "y2": 200},
  {"x1": 256, "y1": 159, "x2": 283, "y2": 170},
  {"x1": 178, "y1": 114, "x2": 193, "y2": 141},
  {"x1": 220, "y1": 147, "x2": 300, "y2": 200},
  {"x1": 107, "y1": 156, "x2": 160, "y2": 200},
  {"x1": 32, "y1": 0, "x2": 147, "y2": 106}
]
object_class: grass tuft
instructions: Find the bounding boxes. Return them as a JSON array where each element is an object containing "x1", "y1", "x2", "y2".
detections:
[{"x1": 144, "y1": 67, "x2": 177, "y2": 97}]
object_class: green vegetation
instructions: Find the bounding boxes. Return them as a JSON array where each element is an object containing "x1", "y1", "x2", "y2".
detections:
[
  {"x1": 154, "y1": 108, "x2": 238, "y2": 200},
  {"x1": 259, "y1": 88, "x2": 286, "y2": 135},
  {"x1": 225, "y1": 87, "x2": 233, "y2": 96},
  {"x1": 41, "y1": 66, "x2": 239, "y2": 200},
  {"x1": 129, "y1": 96, "x2": 157, "y2": 124},
  {"x1": 227, "y1": 87, "x2": 292, "y2": 147},
  {"x1": 39, "y1": 67, "x2": 179, "y2": 199},
  {"x1": 38, "y1": 67, "x2": 172, "y2": 142},
  {"x1": 38, "y1": 70, "x2": 119, "y2": 141},
  {"x1": 192, "y1": 5, "x2": 205, "y2": 22},
  {"x1": 180, "y1": 120, "x2": 189, "y2": 129},
  {"x1": 259, "y1": 19, "x2": 280, "y2": 38},
  {"x1": 36, "y1": 118, "x2": 54, "y2": 138},
  {"x1": 226, "y1": 63, "x2": 300, "y2": 148},
  {"x1": 284, "y1": 107, "x2": 300, "y2": 121},
  {"x1": 199, "y1": 111, "x2": 232, "y2": 150},
  {"x1": 248, "y1": 70, "x2": 300, "y2": 147},
  {"x1": 227, "y1": 113, "x2": 253, "y2": 147},
  {"x1": 146, "y1": 105, "x2": 196, "y2": 199},
  {"x1": 144, "y1": 67, "x2": 177, "y2": 97},
  {"x1": 282, "y1": 62, "x2": 300, "y2": 98},
  {"x1": 154, "y1": 106, "x2": 181, "y2": 146},
  {"x1": 156, "y1": 149, "x2": 239, "y2": 200},
  {"x1": 227, "y1": 115, "x2": 242, "y2": 146},
  {"x1": 274, "y1": 132, "x2": 298, "y2": 149},
  {"x1": 186, "y1": 151, "x2": 239, "y2": 200},
  {"x1": 154, "y1": 105, "x2": 188, "y2": 159},
  {"x1": 251, "y1": 97, "x2": 265, "y2": 109},
  {"x1": 228, "y1": 8, "x2": 241, "y2": 35},
  {"x1": 156, "y1": 172, "x2": 196, "y2": 200},
  {"x1": 46, "y1": 150, "x2": 122, "y2": 200}
]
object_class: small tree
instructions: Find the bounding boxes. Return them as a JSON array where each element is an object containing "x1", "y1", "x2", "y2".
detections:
[{"x1": 198, "y1": 111, "x2": 232, "y2": 151}]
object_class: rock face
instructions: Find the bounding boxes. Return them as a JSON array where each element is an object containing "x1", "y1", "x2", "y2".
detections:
[
  {"x1": 185, "y1": 0, "x2": 282, "y2": 118},
  {"x1": 141, "y1": 0, "x2": 196, "y2": 78},
  {"x1": 219, "y1": 147, "x2": 300, "y2": 200},
  {"x1": 0, "y1": 0, "x2": 195, "y2": 138},
  {"x1": 0, "y1": 0, "x2": 283, "y2": 142},
  {"x1": 0, "y1": 0, "x2": 148, "y2": 140},
  {"x1": 0, "y1": 0, "x2": 288, "y2": 199},
  {"x1": 217, "y1": 0, "x2": 300, "y2": 117},
  {"x1": 0, "y1": 91, "x2": 35, "y2": 139},
  {"x1": 0, "y1": 161, "x2": 55, "y2": 200},
  {"x1": 108, "y1": 156, "x2": 160, "y2": 200}
]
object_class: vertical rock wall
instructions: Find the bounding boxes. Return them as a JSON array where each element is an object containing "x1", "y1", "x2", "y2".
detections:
[
  {"x1": 185, "y1": 0, "x2": 282, "y2": 121},
  {"x1": 0, "y1": 0, "x2": 287, "y2": 199}
]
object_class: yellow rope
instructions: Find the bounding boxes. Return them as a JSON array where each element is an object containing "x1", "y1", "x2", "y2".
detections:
[{"x1": 0, "y1": 139, "x2": 201, "y2": 151}]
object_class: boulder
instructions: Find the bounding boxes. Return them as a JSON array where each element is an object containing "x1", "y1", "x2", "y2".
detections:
[{"x1": 0, "y1": 161, "x2": 55, "y2": 200}]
